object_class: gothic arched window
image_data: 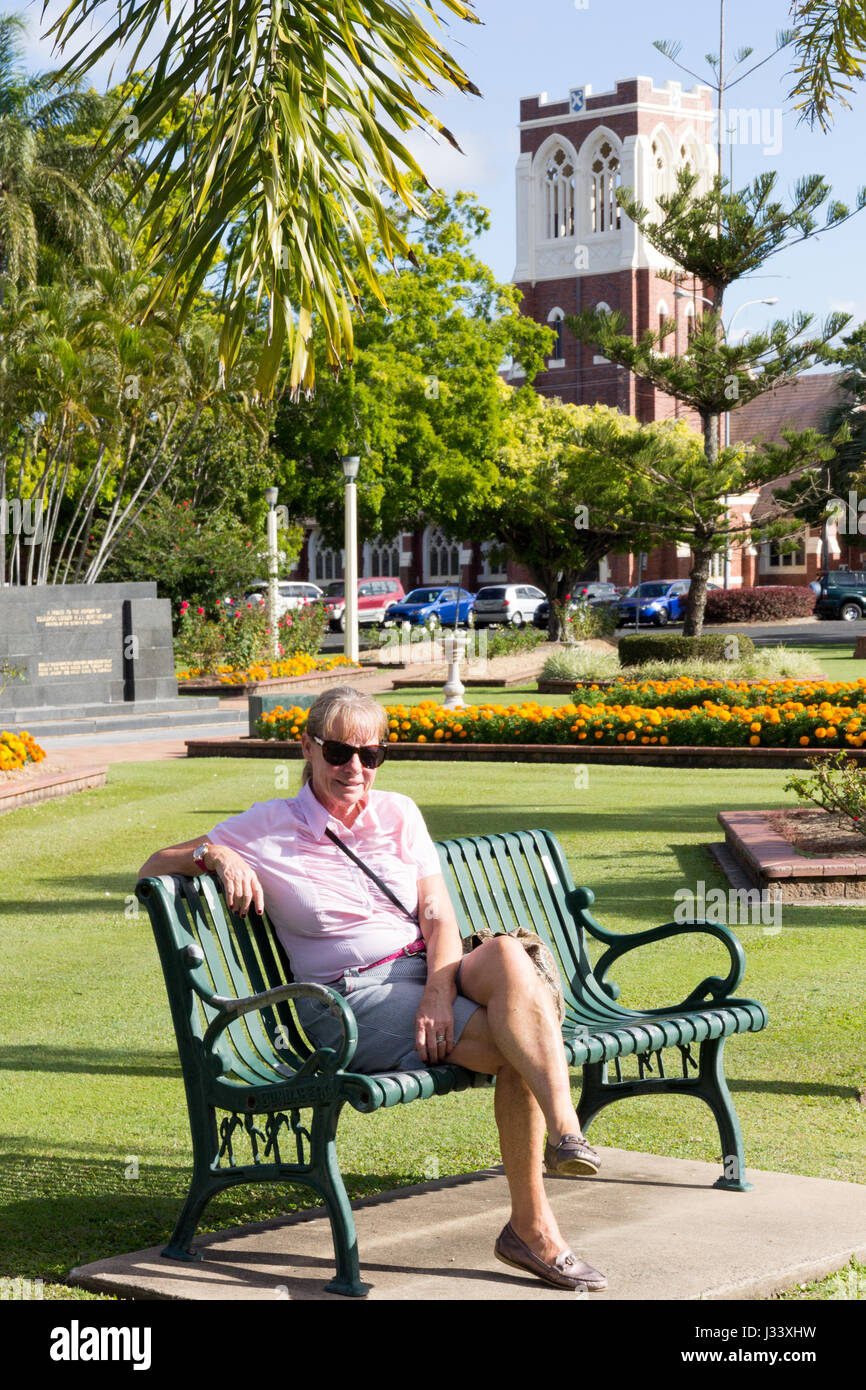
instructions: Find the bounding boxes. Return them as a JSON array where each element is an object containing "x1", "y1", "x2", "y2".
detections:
[
  {"x1": 544, "y1": 146, "x2": 576, "y2": 240},
  {"x1": 365, "y1": 538, "x2": 400, "y2": 579},
  {"x1": 547, "y1": 307, "x2": 566, "y2": 361},
  {"x1": 425, "y1": 527, "x2": 461, "y2": 582},
  {"x1": 309, "y1": 529, "x2": 343, "y2": 583},
  {"x1": 589, "y1": 140, "x2": 621, "y2": 234},
  {"x1": 651, "y1": 138, "x2": 668, "y2": 208},
  {"x1": 657, "y1": 300, "x2": 670, "y2": 351}
]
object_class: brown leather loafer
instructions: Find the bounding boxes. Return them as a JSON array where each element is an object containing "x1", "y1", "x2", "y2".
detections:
[
  {"x1": 544, "y1": 1132, "x2": 601, "y2": 1177},
  {"x1": 494, "y1": 1223, "x2": 606, "y2": 1292}
]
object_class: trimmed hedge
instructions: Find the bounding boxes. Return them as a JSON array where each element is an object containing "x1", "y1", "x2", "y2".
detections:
[
  {"x1": 704, "y1": 585, "x2": 816, "y2": 623},
  {"x1": 619, "y1": 633, "x2": 755, "y2": 666}
]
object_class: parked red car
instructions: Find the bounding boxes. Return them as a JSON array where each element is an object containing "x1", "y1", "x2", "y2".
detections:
[{"x1": 321, "y1": 577, "x2": 405, "y2": 631}]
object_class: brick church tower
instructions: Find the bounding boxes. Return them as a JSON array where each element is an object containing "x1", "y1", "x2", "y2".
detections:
[{"x1": 511, "y1": 77, "x2": 715, "y2": 424}]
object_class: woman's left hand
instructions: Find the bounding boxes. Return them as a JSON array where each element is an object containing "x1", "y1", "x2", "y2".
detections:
[{"x1": 414, "y1": 989, "x2": 455, "y2": 1064}]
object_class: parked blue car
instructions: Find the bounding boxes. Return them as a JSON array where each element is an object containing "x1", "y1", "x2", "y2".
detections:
[
  {"x1": 383, "y1": 586, "x2": 475, "y2": 627},
  {"x1": 618, "y1": 579, "x2": 720, "y2": 627}
]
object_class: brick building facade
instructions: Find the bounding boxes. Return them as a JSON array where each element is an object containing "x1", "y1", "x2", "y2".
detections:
[
  {"x1": 289, "y1": 76, "x2": 849, "y2": 597},
  {"x1": 510, "y1": 76, "x2": 713, "y2": 427}
]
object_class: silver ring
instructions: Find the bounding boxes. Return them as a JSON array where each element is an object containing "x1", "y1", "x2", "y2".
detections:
[{"x1": 436, "y1": 1034, "x2": 446, "y2": 1042}]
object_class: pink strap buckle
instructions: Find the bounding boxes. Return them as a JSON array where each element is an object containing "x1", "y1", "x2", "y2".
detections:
[{"x1": 355, "y1": 935, "x2": 426, "y2": 974}]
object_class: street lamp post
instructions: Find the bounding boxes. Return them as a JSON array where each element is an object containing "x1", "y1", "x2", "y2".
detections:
[
  {"x1": 674, "y1": 291, "x2": 779, "y2": 589},
  {"x1": 342, "y1": 456, "x2": 360, "y2": 664},
  {"x1": 265, "y1": 486, "x2": 279, "y2": 659}
]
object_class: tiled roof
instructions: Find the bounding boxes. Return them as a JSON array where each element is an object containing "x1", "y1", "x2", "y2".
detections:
[
  {"x1": 732, "y1": 372, "x2": 851, "y2": 523},
  {"x1": 730, "y1": 372, "x2": 848, "y2": 445}
]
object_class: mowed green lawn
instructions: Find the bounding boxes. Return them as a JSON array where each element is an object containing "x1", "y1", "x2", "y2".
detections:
[{"x1": 2, "y1": 757, "x2": 864, "y2": 1298}]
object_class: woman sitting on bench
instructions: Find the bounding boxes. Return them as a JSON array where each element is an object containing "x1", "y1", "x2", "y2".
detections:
[{"x1": 139, "y1": 685, "x2": 606, "y2": 1294}]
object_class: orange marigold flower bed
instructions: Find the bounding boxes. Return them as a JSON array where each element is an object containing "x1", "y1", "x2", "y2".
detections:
[
  {"x1": 253, "y1": 691, "x2": 866, "y2": 750},
  {"x1": 0, "y1": 729, "x2": 48, "y2": 773}
]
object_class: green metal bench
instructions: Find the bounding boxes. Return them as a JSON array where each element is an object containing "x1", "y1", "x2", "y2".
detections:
[{"x1": 136, "y1": 827, "x2": 768, "y2": 1298}]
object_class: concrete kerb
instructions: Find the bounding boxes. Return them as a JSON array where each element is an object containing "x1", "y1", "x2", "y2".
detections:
[
  {"x1": 66, "y1": 1147, "x2": 866, "y2": 1302},
  {"x1": 183, "y1": 737, "x2": 866, "y2": 770}
]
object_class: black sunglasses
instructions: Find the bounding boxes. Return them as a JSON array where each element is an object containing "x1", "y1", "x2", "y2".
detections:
[{"x1": 313, "y1": 736, "x2": 388, "y2": 769}]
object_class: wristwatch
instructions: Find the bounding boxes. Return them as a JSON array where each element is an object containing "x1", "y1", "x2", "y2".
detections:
[{"x1": 192, "y1": 842, "x2": 215, "y2": 873}]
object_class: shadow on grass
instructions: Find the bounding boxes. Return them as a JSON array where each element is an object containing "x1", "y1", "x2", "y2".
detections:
[
  {"x1": 419, "y1": 803, "x2": 810, "y2": 849},
  {"x1": 0, "y1": 1046, "x2": 181, "y2": 1078},
  {"x1": 1, "y1": 873, "x2": 140, "y2": 915},
  {"x1": 728, "y1": 1079, "x2": 861, "y2": 1100},
  {"x1": 0, "y1": 1148, "x2": 437, "y2": 1281}
]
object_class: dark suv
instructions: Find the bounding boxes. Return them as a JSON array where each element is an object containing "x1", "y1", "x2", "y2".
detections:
[
  {"x1": 532, "y1": 583, "x2": 619, "y2": 630},
  {"x1": 814, "y1": 571, "x2": 866, "y2": 621}
]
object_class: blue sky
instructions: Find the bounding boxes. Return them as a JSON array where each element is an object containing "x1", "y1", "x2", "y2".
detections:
[{"x1": 19, "y1": 0, "x2": 866, "y2": 343}]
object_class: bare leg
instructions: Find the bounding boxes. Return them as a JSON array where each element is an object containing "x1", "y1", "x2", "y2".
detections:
[
  {"x1": 448, "y1": 934, "x2": 583, "y2": 1145},
  {"x1": 446, "y1": 1006, "x2": 570, "y2": 1260}
]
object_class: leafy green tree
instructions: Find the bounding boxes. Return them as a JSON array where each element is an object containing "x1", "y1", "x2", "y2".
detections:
[
  {"x1": 787, "y1": 0, "x2": 866, "y2": 129},
  {"x1": 472, "y1": 390, "x2": 632, "y2": 640},
  {"x1": 570, "y1": 410, "x2": 838, "y2": 623},
  {"x1": 272, "y1": 186, "x2": 551, "y2": 549},
  {"x1": 0, "y1": 14, "x2": 122, "y2": 291},
  {"x1": 0, "y1": 267, "x2": 268, "y2": 585},
  {"x1": 568, "y1": 167, "x2": 863, "y2": 633},
  {"x1": 827, "y1": 322, "x2": 866, "y2": 495},
  {"x1": 46, "y1": 0, "x2": 483, "y2": 397},
  {"x1": 102, "y1": 495, "x2": 302, "y2": 614}
]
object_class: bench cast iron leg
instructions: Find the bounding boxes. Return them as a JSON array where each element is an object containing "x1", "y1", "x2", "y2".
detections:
[
  {"x1": 576, "y1": 1045, "x2": 754, "y2": 1193},
  {"x1": 698, "y1": 1036, "x2": 753, "y2": 1192},
  {"x1": 162, "y1": 1174, "x2": 220, "y2": 1262},
  {"x1": 309, "y1": 1102, "x2": 370, "y2": 1297},
  {"x1": 576, "y1": 1061, "x2": 610, "y2": 1136}
]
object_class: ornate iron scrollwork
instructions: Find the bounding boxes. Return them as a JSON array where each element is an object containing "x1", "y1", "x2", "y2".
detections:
[
  {"x1": 217, "y1": 1114, "x2": 243, "y2": 1167},
  {"x1": 263, "y1": 1110, "x2": 311, "y2": 1167}
]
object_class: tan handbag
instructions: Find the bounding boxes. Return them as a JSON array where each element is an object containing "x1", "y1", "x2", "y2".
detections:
[{"x1": 462, "y1": 926, "x2": 566, "y2": 1024}]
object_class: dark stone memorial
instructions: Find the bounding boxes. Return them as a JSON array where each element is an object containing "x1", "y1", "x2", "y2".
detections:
[{"x1": 0, "y1": 582, "x2": 221, "y2": 731}]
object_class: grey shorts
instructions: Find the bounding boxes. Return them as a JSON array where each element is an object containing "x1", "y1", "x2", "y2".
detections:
[{"x1": 294, "y1": 954, "x2": 480, "y2": 1073}]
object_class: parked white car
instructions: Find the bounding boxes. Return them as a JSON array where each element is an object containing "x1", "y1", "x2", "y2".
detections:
[
  {"x1": 243, "y1": 581, "x2": 324, "y2": 617},
  {"x1": 473, "y1": 584, "x2": 547, "y2": 627}
]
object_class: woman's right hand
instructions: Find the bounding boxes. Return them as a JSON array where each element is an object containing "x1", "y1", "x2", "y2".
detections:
[{"x1": 207, "y1": 846, "x2": 265, "y2": 916}]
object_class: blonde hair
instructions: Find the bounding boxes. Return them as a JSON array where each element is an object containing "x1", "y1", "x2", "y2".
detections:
[{"x1": 301, "y1": 686, "x2": 388, "y2": 787}]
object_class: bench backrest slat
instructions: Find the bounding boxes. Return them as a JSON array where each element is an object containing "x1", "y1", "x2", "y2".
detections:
[
  {"x1": 143, "y1": 876, "x2": 311, "y2": 1079},
  {"x1": 436, "y1": 830, "x2": 599, "y2": 1032},
  {"x1": 195, "y1": 876, "x2": 284, "y2": 1075}
]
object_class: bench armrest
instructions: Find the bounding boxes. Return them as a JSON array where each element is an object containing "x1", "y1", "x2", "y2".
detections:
[
  {"x1": 199, "y1": 975, "x2": 359, "y2": 1075},
  {"x1": 590, "y1": 919, "x2": 747, "y2": 1007}
]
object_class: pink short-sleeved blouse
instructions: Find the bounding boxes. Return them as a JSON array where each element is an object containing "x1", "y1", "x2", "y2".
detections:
[{"x1": 208, "y1": 783, "x2": 442, "y2": 984}]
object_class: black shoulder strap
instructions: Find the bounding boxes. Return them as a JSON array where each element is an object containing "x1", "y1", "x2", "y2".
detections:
[{"x1": 324, "y1": 828, "x2": 418, "y2": 923}]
